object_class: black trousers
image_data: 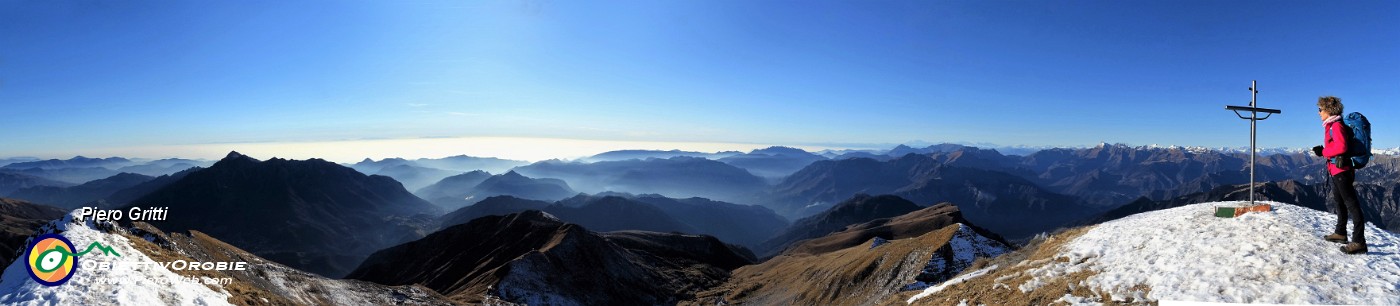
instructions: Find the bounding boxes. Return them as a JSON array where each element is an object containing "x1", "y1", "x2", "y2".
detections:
[{"x1": 1331, "y1": 171, "x2": 1366, "y2": 243}]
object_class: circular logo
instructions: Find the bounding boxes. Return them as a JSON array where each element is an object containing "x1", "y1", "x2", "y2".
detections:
[{"x1": 25, "y1": 234, "x2": 77, "y2": 286}]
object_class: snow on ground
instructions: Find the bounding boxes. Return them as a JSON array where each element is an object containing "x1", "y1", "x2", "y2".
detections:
[
  {"x1": 0, "y1": 211, "x2": 233, "y2": 306},
  {"x1": 257, "y1": 265, "x2": 446, "y2": 306},
  {"x1": 907, "y1": 265, "x2": 998, "y2": 304},
  {"x1": 0, "y1": 211, "x2": 451, "y2": 306},
  {"x1": 903, "y1": 224, "x2": 1012, "y2": 292},
  {"x1": 1052, "y1": 201, "x2": 1400, "y2": 305}
]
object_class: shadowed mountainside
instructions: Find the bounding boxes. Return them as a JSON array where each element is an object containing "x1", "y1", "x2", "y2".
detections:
[
  {"x1": 0, "y1": 198, "x2": 66, "y2": 270},
  {"x1": 348, "y1": 210, "x2": 754, "y2": 305},
  {"x1": 120, "y1": 151, "x2": 442, "y2": 278}
]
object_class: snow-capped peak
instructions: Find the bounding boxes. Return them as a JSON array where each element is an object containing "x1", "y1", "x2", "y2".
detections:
[{"x1": 1374, "y1": 147, "x2": 1400, "y2": 155}]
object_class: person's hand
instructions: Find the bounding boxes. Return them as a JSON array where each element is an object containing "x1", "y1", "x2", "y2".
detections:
[{"x1": 1313, "y1": 145, "x2": 1324, "y2": 157}]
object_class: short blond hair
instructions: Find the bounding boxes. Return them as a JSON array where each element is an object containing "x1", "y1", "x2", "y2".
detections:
[{"x1": 1318, "y1": 96, "x2": 1343, "y2": 116}]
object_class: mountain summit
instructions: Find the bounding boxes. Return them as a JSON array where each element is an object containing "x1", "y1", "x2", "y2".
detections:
[
  {"x1": 903, "y1": 202, "x2": 1400, "y2": 305},
  {"x1": 123, "y1": 152, "x2": 442, "y2": 277}
]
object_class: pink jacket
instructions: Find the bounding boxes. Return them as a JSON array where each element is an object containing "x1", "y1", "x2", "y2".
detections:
[{"x1": 1322, "y1": 120, "x2": 1352, "y2": 175}]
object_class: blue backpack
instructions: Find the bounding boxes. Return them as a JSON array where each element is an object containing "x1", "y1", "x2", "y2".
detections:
[{"x1": 1339, "y1": 112, "x2": 1372, "y2": 168}]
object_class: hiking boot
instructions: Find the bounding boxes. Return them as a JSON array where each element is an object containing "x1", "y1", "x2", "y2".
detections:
[
  {"x1": 1324, "y1": 233, "x2": 1347, "y2": 243},
  {"x1": 1341, "y1": 242, "x2": 1368, "y2": 254}
]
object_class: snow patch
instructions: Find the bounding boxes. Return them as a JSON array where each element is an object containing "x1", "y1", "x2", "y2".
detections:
[
  {"x1": 907, "y1": 265, "x2": 997, "y2": 304},
  {"x1": 870, "y1": 237, "x2": 889, "y2": 249},
  {"x1": 1055, "y1": 294, "x2": 1104, "y2": 306},
  {"x1": 903, "y1": 224, "x2": 1011, "y2": 292}
]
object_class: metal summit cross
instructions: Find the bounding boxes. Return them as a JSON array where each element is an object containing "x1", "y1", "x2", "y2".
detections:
[{"x1": 1217, "y1": 80, "x2": 1280, "y2": 218}]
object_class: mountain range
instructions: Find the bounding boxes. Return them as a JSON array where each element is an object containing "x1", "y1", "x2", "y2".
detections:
[
  {"x1": 770, "y1": 153, "x2": 1097, "y2": 241},
  {"x1": 106, "y1": 158, "x2": 210, "y2": 177},
  {"x1": 0, "y1": 167, "x2": 121, "y2": 186},
  {"x1": 755, "y1": 194, "x2": 925, "y2": 257},
  {"x1": 580, "y1": 149, "x2": 741, "y2": 163},
  {"x1": 6, "y1": 172, "x2": 153, "y2": 209},
  {"x1": 89, "y1": 167, "x2": 202, "y2": 209},
  {"x1": 413, "y1": 170, "x2": 493, "y2": 202},
  {"x1": 349, "y1": 155, "x2": 527, "y2": 174},
  {"x1": 371, "y1": 164, "x2": 460, "y2": 192},
  {"x1": 1094, "y1": 180, "x2": 1400, "y2": 233},
  {"x1": 0, "y1": 171, "x2": 73, "y2": 195},
  {"x1": 716, "y1": 146, "x2": 829, "y2": 180},
  {"x1": 5, "y1": 143, "x2": 1400, "y2": 304},
  {"x1": 416, "y1": 170, "x2": 576, "y2": 210},
  {"x1": 512, "y1": 156, "x2": 769, "y2": 204},
  {"x1": 1, "y1": 156, "x2": 135, "y2": 170},
  {"x1": 439, "y1": 193, "x2": 788, "y2": 249},
  {"x1": 347, "y1": 210, "x2": 755, "y2": 305},
  {"x1": 348, "y1": 156, "x2": 529, "y2": 191},
  {"x1": 0, "y1": 156, "x2": 208, "y2": 185}
]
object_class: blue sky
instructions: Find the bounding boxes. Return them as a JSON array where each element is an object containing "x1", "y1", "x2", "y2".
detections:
[{"x1": 1, "y1": 1, "x2": 1397, "y2": 161}]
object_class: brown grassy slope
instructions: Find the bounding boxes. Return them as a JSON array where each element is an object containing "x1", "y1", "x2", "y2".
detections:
[
  {"x1": 685, "y1": 224, "x2": 966, "y2": 306},
  {"x1": 783, "y1": 203, "x2": 993, "y2": 256}
]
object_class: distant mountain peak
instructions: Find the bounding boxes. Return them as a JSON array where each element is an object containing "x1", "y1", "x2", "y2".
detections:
[
  {"x1": 512, "y1": 209, "x2": 564, "y2": 224},
  {"x1": 493, "y1": 170, "x2": 537, "y2": 182},
  {"x1": 752, "y1": 146, "x2": 810, "y2": 155},
  {"x1": 130, "y1": 151, "x2": 439, "y2": 277},
  {"x1": 212, "y1": 151, "x2": 259, "y2": 167},
  {"x1": 109, "y1": 172, "x2": 151, "y2": 179}
]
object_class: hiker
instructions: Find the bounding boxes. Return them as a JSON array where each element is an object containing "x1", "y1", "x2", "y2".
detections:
[{"x1": 1312, "y1": 96, "x2": 1367, "y2": 254}]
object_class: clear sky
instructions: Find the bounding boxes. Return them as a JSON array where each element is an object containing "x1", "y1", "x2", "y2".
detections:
[{"x1": 1, "y1": 0, "x2": 1397, "y2": 162}]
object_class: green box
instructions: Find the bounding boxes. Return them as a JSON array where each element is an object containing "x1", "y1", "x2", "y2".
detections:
[{"x1": 1214, "y1": 206, "x2": 1237, "y2": 218}]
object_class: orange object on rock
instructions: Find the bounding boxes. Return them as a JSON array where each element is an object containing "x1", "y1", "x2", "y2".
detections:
[{"x1": 1214, "y1": 203, "x2": 1272, "y2": 218}]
